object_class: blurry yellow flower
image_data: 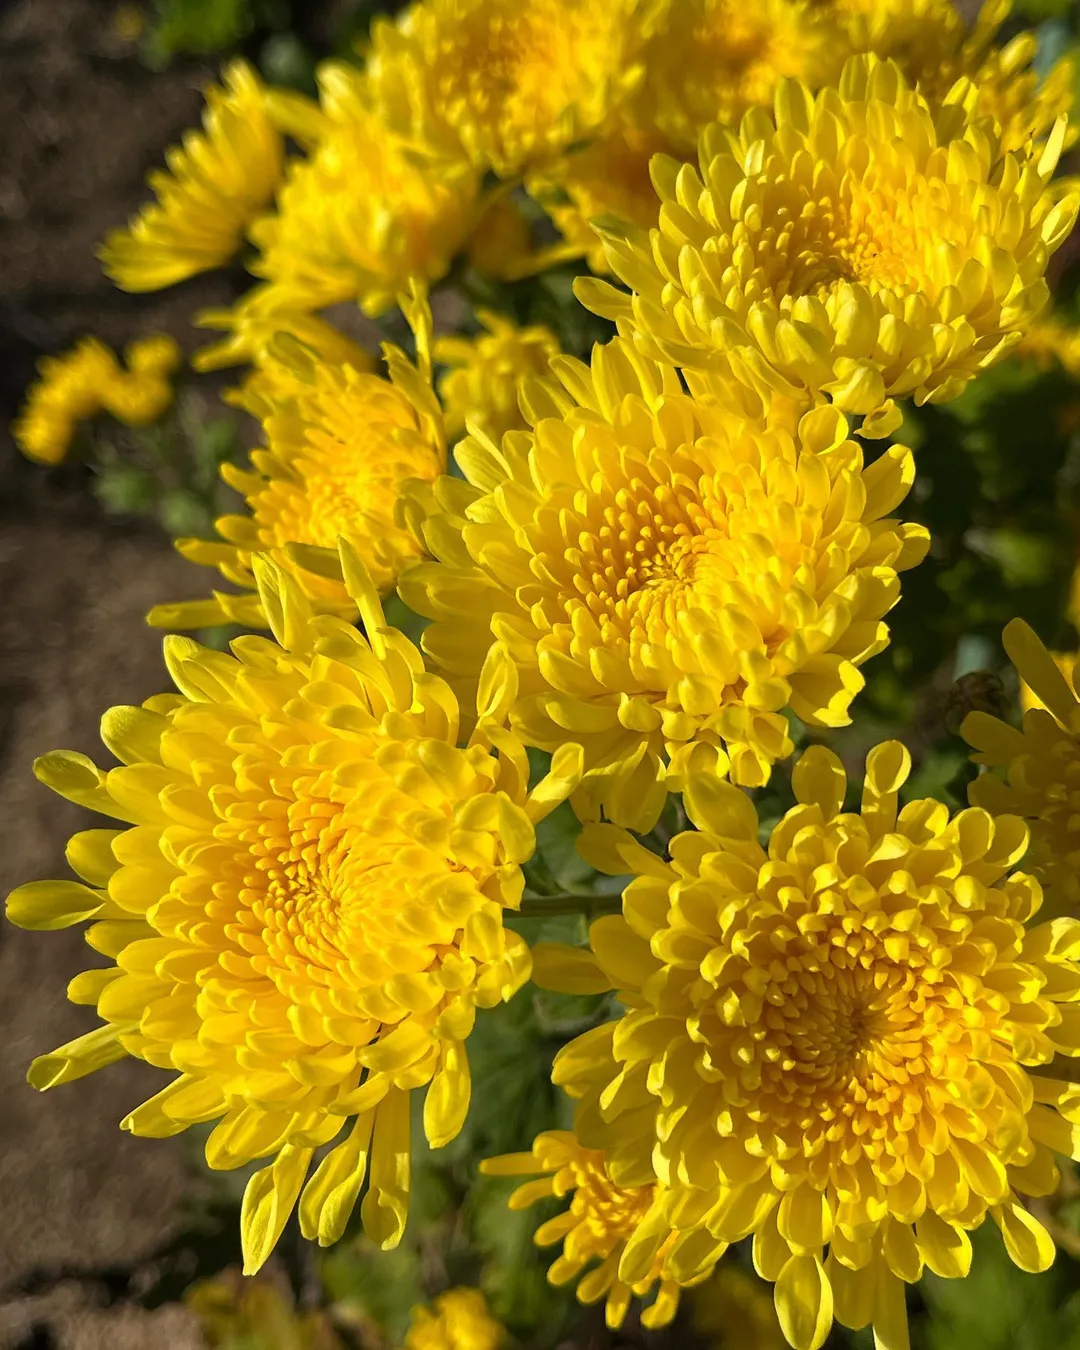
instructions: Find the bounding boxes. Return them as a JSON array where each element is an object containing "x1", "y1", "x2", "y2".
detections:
[
  {"x1": 1016, "y1": 315, "x2": 1080, "y2": 380},
  {"x1": 464, "y1": 195, "x2": 537, "y2": 283},
  {"x1": 192, "y1": 286, "x2": 374, "y2": 376},
  {"x1": 483, "y1": 1131, "x2": 690, "y2": 1329},
  {"x1": 364, "y1": 0, "x2": 659, "y2": 177},
  {"x1": 581, "y1": 55, "x2": 1079, "y2": 436},
  {"x1": 252, "y1": 64, "x2": 480, "y2": 317},
  {"x1": 100, "y1": 60, "x2": 282, "y2": 291},
  {"x1": 403, "y1": 1288, "x2": 506, "y2": 1350},
  {"x1": 832, "y1": 0, "x2": 1075, "y2": 154},
  {"x1": 690, "y1": 1265, "x2": 785, "y2": 1350},
  {"x1": 149, "y1": 292, "x2": 441, "y2": 631},
  {"x1": 435, "y1": 311, "x2": 560, "y2": 441},
  {"x1": 5, "y1": 548, "x2": 582, "y2": 1273},
  {"x1": 188, "y1": 1271, "x2": 343, "y2": 1350},
  {"x1": 529, "y1": 125, "x2": 673, "y2": 275},
  {"x1": 13, "y1": 333, "x2": 181, "y2": 465},
  {"x1": 965, "y1": 619, "x2": 1080, "y2": 919},
  {"x1": 400, "y1": 338, "x2": 928, "y2": 831},
  {"x1": 637, "y1": 0, "x2": 846, "y2": 154},
  {"x1": 533, "y1": 743, "x2": 1080, "y2": 1350}
]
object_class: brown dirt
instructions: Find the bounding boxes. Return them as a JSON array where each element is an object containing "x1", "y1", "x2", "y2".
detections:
[{"x1": 0, "y1": 1, "x2": 252, "y2": 1345}]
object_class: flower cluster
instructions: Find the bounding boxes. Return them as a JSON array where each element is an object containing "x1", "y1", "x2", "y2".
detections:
[
  {"x1": 14, "y1": 334, "x2": 181, "y2": 464},
  {"x1": 532, "y1": 744, "x2": 1080, "y2": 1349},
  {"x1": 8, "y1": 1, "x2": 1080, "y2": 1344},
  {"x1": 6, "y1": 547, "x2": 581, "y2": 1270}
]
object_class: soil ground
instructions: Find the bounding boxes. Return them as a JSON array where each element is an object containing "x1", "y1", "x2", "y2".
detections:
[{"x1": 0, "y1": 2, "x2": 243, "y2": 1345}]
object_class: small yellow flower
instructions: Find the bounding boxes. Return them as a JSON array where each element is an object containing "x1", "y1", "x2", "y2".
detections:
[
  {"x1": 5, "y1": 548, "x2": 582, "y2": 1273},
  {"x1": 832, "y1": 0, "x2": 1075, "y2": 154},
  {"x1": 188, "y1": 1271, "x2": 344, "y2": 1350},
  {"x1": 13, "y1": 334, "x2": 181, "y2": 465},
  {"x1": 435, "y1": 311, "x2": 560, "y2": 441},
  {"x1": 482, "y1": 1131, "x2": 690, "y2": 1329},
  {"x1": 580, "y1": 55, "x2": 1079, "y2": 436},
  {"x1": 636, "y1": 0, "x2": 846, "y2": 154},
  {"x1": 965, "y1": 619, "x2": 1080, "y2": 919},
  {"x1": 192, "y1": 286, "x2": 375, "y2": 377},
  {"x1": 400, "y1": 338, "x2": 927, "y2": 831},
  {"x1": 149, "y1": 291, "x2": 441, "y2": 632},
  {"x1": 529, "y1": 125, "x2": 673, "y2": 275},
  {"x1": 533, "y1": 742, "x2": 1080, "y2": 1350},
  {"x1": 364, "y1": 0, "x2": 659, "y2": 177},
  {"x1": 403, "y1": 1288, "x2": 506, "y2": 1350},
  {"x1": 1016, "y1": 315, "x2": 1080, "y2": 380},
  {"x1": 252, "y1": 64, "x2": 480, "y2": 318},
  {"x1": 100, "y1": 60, "x2": 282, "y2": 291}
]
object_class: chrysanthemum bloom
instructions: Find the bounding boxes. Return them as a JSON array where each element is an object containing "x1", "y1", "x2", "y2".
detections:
[
  {"x1": 831, "y1": 0, "x2": 1075, "y2": 154},
  {"x1": 581, "y1": 56, "x2": 1079, "y2": 437},
  {"x1": 5, "y1": 548, "x2": 582, "y2": 1272},
  {"x1": 400, "y1": 338, "x2": 928, "y2": 831},
  {"x1": 532, "y1": 743, "x2": 1080, "y2": 1350},
  {"x1": 251, "y1": 64, "x2": 479, "y2": 318},
  {"x1": 363, "y1": 0, "x2": 658, "y2": 178},
  {"x1": 403, "y1": 1288, "x2": 506, "y2": 1350},
  {"x1": 1015, "y1": 315, "x2": 1080, "y2": 380},
  {"x1": 528, "y1": 125, "x2": 674, "y2": 276},
  {"x1": 964, "y1": 619, "x2": 1080, "y2": 921},
  {"x1": 435, "y1": 312, "x2": 560, "y2": 441},
  {"x1": 634, "y1": 0, "x2": 845, "y2": 155},
  {"x1": 13, "y1": 334, "x2": 182, "y2": 465},
  {"x1": 483, "y1": 1131, "x2": 692, "y2": 1329},
  {"x1": 149, "y1": 293, "x2": 442, "y2": 631},
  {"x1": 100, "y1": 60, "x2": 282, "y2": 292},
  {"x1": 192, "y1": 285, "x2": 374, "y2": 377}
]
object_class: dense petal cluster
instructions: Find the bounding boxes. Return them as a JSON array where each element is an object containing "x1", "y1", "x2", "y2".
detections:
[
  {"x1": 830, "y1": 0, "x2": 1075, "y2": 154},
  {"x1": 403, "y1": 1288, "x2": 505, "y2": 1350},
  {"x1": 635, "y1": 0, "x2": 844, "y2": 154},
  {"x1": 13, "y1": 334, "x2": 181, "y2": 464},
  {"x1": 251, "y1": 63, "x2": 480, "y2": 317},
  {"x1": 149, "y1": 294, "x2": 443, "y2": 631},
  {"x1": 100, "y1": 60, "x2": 282, "y2": 292},
  {"x1": 364, "y1": 0, "x2": 659, "y2": 177},
  {"x1": 964, "y1": 619, "x2": 1080, "y2": 920},
  {"x1": 483, "y1": 1131, "x2": 689, "y2": 1329},
  {"x1": 581, "y1": 56, "x2": 1079, "y2": 434},
  {"x1": 400, "y1": 338, "x2": 928, "y2": 830},
  {"x1": 533, "y1": 744, "x2": 1080, "y2": 1349},
  {"x1": 434, "y1": 311, "x2": 560, "y2": 441},
  {"x1": 5, "y1": 550, "x2": 581, "y2": 1272}
]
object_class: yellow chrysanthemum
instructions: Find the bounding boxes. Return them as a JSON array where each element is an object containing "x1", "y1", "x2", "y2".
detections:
[
  {"x1": 100, "y1": 60, "x2": 283, "y2": 292},
  {"x1": 636, "y1": 0, "x2": 846, "y2": 155},
  {"x1": 5, "y1": 548, "x2": 582, "y2": 1273},
  {"x1": 581, "y1": 56, "x2": 1079, "y2": 436},
  {"x1": 482, "y1": 1131, "x2": 690, "y2": 1329},
  {"x1": 251, "y1": 64, "x2": 480, "y2": 318},
  {"x1": 13, "y1": 334, "x2": 182, "y2": 465},
  {"x1": 831, "y1": 0, "x2": 1075, "y2": 154},
  {"x1": 400, "y1": 338, "x2": 928, "y2": 831},
  {"x1": 403, "y1": 1289, "x2": 505, "y2": 1350},
  {"x1": 532, "y1": 743, "x2": 1080, "y2": 1350},
  {"x1": 1015, "y1": 315, "x2": 1080, "y2": 379},
  {"x1": 363, "y1": 0, "x2": 658, "y2": 177},
  {"x1": 434, "y1": 311, "x2": 560, "y2": 441},
  {"x1": 529, "y1": 126, "x2": 673, "y2": 276},
  {"x1": 149, "y1": 293, "x2": 441, "y2": 631},
  {"x1": 192, "y1": 286, "x2": 375, "y2": 377},
  {"x1": 964, "y1": 619, "x2": 1080, "y2": 920}
]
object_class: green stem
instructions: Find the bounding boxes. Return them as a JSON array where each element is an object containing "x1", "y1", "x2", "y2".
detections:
[{"x1": 519, "y1": 892, "x2": 623, "y2": 920}]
